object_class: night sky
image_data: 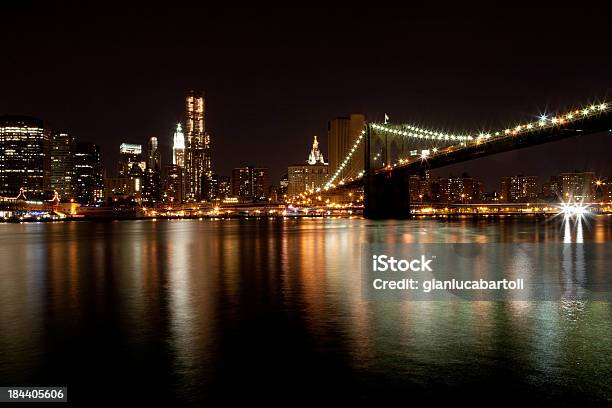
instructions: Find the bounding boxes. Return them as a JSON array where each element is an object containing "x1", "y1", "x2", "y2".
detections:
[{"x1": 2, "y1": 3, "x2": 612, "y2": 190}]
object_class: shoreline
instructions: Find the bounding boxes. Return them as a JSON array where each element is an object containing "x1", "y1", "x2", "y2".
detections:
[{"x1": 1, "y1": 212, "x2": 605, "y2": 223}]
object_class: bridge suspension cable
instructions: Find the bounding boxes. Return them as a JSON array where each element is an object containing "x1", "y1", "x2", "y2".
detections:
[
  {"x1": 374, "y1": 102, "x2": 608, "y2": 143},
  {"x1": 323, "y1": 100, "x2": 609, "y2": 191},
  {"x1": 324, "y1": 129, "x2": 366, "y2": 190}
]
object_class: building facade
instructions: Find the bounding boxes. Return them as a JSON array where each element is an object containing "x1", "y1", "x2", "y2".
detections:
[
  {"x1": 559, "y1": 172, "x2": 596, "y2": 201},
  {"x1": 327, "y1": 114, "x2": 365, "y2": 180},
  {"x1": 0, "y1": 115, "x2": 50, "y2": 198},
  {"x1": 288, "y1": 165, "x2": 328, "y2": 196},
  {"x1": 217, "y1": 175, "x2": 231, "y2": 199},
  {"x1": 279, "y1": 174, "x2": 288, "y2": 198},
  {"x1": 500, "y1": 175, "x2": 538, "y2": 202},
  {"x1": 163, "y1": 164, "x2": 182, "y2": 204},
  {"x1": 50, "y1": 131, "x2": 75, "y2": 201},
  {"x1": 541, "y1": 175, "x2": 561, "y2": 200},
  {"x1": 118, "y1": 143, "x2": 144, "y2": 177},
  {"x1": 596, "y1": 179, "x2": 612, "y2": 202},
  {"x1": 231, "y1": 167, "x2": 252, "y2": 199},
  {"x1": 74, "y1": 142, "x2": 103, "y2": 204},
  {"x1": 439, "y1": 175, "x2": 481, "y2": 203},
  {"x1": 104, "y1": 177, "x2": 141, "y2": 203},
  {"x1": 172, "y1": 123, "x2": 185, "y2": 168},
  {"x1": 184, "y1": 91, "x2": 212, "y2": 201},
  {"x1": 288, "y1": 136, "x2": 328, "y2": 195},
  {"x1": 203, "y1": 173, "x2": 219, "y2": 201},
  {"x1": 202, "y1": 173, "x2": 231, "y2": 201},
  {"x1": 231, "y1": 166, "x2": 269, "y2": 201},
  {"x1": 143, "y1": 137, "x2": 162, "y2": 204}
]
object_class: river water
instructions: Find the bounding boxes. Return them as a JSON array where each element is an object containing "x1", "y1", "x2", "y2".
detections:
[{"x1": 0, "y1": 217, "x2": 610, "y2": 405}]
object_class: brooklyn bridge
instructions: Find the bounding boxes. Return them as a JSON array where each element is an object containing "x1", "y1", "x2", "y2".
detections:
[{"x1": 312, "y1": 100, "x2": 612, "y2": 219}]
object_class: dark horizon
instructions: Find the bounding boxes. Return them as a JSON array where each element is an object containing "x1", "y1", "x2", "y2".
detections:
[{"x1": 2, "y1": 4, "x2": 612, "y2": 189}]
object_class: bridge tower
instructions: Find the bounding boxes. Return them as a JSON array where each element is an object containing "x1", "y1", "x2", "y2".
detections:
[{"x1": 363, "y1": 124, "x2": 412, "y2": 219}]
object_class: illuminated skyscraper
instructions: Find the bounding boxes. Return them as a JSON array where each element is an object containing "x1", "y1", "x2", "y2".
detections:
[
  {"x1": 0, "y1": 115, "x2": 50, "y2": 198},
  {"x1": 118, "y1": 143, "x2": 144, "y2": 177},
  {"x1": 74, "y1": 142, "x2": 103, "y2": 204},
  {"x1": 184, "y1": 90, "x2": 212, "y2": 201},
  {"x1": 50, "y1": 131, "x2": 75, "y2": 201},
  {"x1": 147, "y1": 137, "x2": 161, "y2": 170},
  {"x1": 172, "y1": 123, "x2": 185, "y2": 167},
  {"x1": 143, "y1": 137, "x2": 162, "y2": 204}
]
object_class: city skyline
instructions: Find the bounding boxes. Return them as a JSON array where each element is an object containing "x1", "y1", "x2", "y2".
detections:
[
  {"x1": 2, "y1": 101, "x2": 612, "y2": 204},
  {"x1": 2, "y1": 5, "x2": 612, "y2": 187}
]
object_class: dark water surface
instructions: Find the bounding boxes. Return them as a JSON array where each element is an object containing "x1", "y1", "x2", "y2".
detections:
[{"x1": 0, "y1": 217, "x2": 611, "y2": 405}]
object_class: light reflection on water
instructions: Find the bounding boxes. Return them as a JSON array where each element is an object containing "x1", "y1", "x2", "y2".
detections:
[{"x1": 0, "y1": 217, "x2": 610, "y2": 404}]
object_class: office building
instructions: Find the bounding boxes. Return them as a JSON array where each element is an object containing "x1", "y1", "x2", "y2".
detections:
[
  {"x1": 231, "y1": 166, "x2": 269, "y2": 201},
  {"x1": 439, "y1": 174, "x2": 481, "y2": 203},
  {"x1": 201, "y1": 173, "x2": 230, "y2": 201},
  {"x1": 409, "y1": 175, "x2": 421, "y2": 202},
  {"x1": 327, "y1": 114, "x2": 366, "y2": 180},
  {"x1": 253, "y1": 168, "x2": 269, "y2": 201},
  {"x1": 74, "y1": 142, "x2": 103, "y2": 204},
  {"x1": 203, "y1": 173, "x2": 219, "y2": 201},
  {"x1": 279, "y1": 174, "x2": 288, "y2": 195},
  {"x1": 184, "y1": 90, "x2": 212, "y2": 201},
  {"x1": 50, "y1": 131, "x2": 75, "y2": 201},
  {"x1": 288, "y1": 136, "x2": 328, "y2": 195},
  {"x1": 104, "y1": 177, "x2": 141, "y2": 203},
  {"x1": 287, "y1": 163, "x2": 328, "y2": 196},
  {"x1": 118, "y1": 143, "x2": 144, "y2": 177},
  {"x1": 0, "y1": 115, "x2": 50, "y2": 198},
  {"x1": 172, "y1": 123, "x2": 185, "y2": 168},
  {"x1": 218, "y1": 175, "x2": 231, "y2": 199},
  {"x1": 147, "y1": 137, "x2": 161, "y2": 171},
  {"x1": 596, "y1": 178, "x2": 612, "y2": 202},
  {"x1": 559, "y1": 172, "x2": 596, "y2": 201},
  {"x1": 143, "y1": 137, "x2": 162, "y2": 204},
  {"x1": 163, "y1": 164, "x2": 182, "y2": 204},
  {"x1": 541, "y1": 175, "x2": 561, "y2": 200},
  {"x1": 270, "y1": 173, "x2": 289, "y2": 203},
  {"x1": 232, "y1": 167, "x2": 251, "y2": 199},
  {"x1": 500, "y1": 175, "x2": 538, "y2": 202}
]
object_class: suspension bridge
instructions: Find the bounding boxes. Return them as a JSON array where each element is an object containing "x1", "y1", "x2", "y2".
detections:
[{"x1": 311, "y1": 100, "x2": 612, "y2": 219}]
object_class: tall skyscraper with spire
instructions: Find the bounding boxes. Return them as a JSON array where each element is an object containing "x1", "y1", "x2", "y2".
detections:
[
  {"x1": 172, "y1": 123, "x2": 185, "y2": 167},
  {"x1": 184, "y1": 90, "x2": 212, "y2": 201},
  {"x1": 170, "y1": 123, "x2": 186, "y2": 202},
  {"x1": 287, "y1": 135, "x2": 328, "y2": 195}
]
